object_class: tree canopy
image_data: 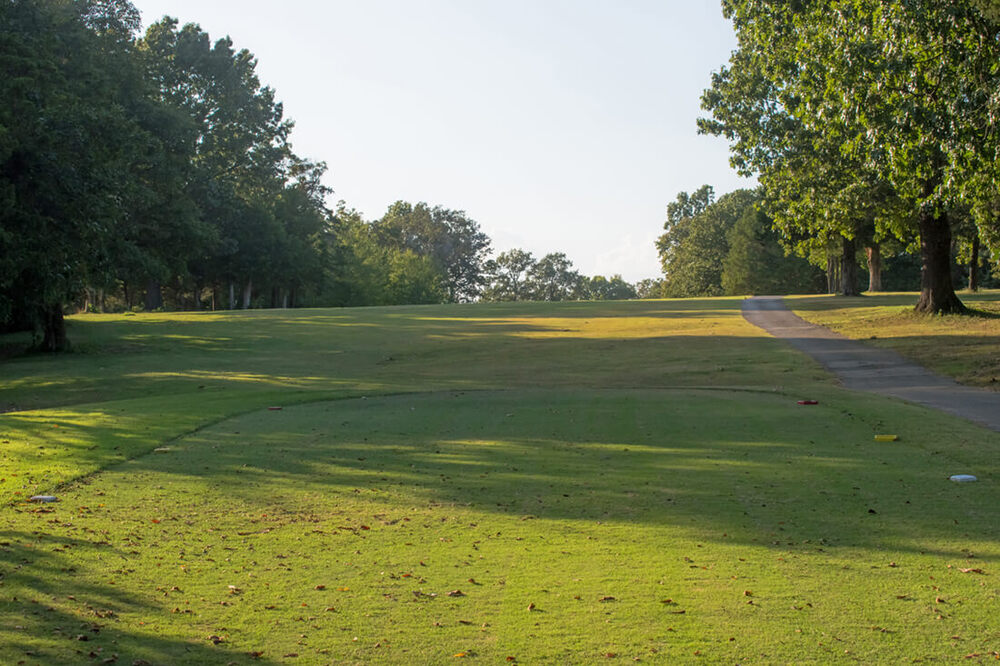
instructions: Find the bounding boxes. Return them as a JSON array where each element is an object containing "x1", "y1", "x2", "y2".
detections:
[{"x1": 699, "y1": 0, "x2": 1000, "y2": 313}]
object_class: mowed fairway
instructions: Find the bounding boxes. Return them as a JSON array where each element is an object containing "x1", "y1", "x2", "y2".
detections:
[{"x1": 0, "y1": 299, "x2": 998, "y2": 664}]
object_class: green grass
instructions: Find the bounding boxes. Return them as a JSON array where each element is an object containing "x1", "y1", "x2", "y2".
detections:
[
  {"x1": 1, "y1": 298, "x2": 998, "y2": 663},
  {"x1": 789, "y1": 290, "x2": 1000, "y2": 389}
]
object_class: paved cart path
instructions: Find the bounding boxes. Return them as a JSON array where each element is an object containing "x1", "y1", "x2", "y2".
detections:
[{"x1": 743, "y1": 296, "x2": 1000, "y2": 432}]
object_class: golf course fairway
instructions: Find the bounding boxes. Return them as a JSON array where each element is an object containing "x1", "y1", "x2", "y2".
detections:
[{"x1": 0, "y1": 298, "x2": 996, "y2": 663}]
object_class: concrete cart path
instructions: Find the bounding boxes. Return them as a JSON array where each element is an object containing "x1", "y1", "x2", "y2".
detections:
[{"x1": 743, "y1": 296, "x2": 1000, "y2": 432}]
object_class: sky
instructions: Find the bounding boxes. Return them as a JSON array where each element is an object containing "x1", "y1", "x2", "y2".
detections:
[{"x1": 129, "y1": 0, "x2": 754, "y2": 282}]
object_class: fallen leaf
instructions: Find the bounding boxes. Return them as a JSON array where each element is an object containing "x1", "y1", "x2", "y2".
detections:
[
  {"x1": 314, "y1": 585, "x2": 326, "y2": 591},
  {"x1": 448, "y1": 590, "x2": 465, "y2": 597},
  {"x1": 959, "y1": 568, "x2": 986, "y2": 574},
  {"x1": 599, "y1": 596, "x2": 616, "y2": 602},
  {"x1": 527, "y1": 602, "x2": 536, "y2": 611},
  {"x1": 453, "y1": 652, "x2": 467, "y2": 658}
]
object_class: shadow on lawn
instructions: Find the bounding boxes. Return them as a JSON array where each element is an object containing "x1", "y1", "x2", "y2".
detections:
[
  {"x1": 0, "y1": 528, "x2": 279, "y2": 665},
  {"x1": 148, "y1": 389, "x2": 1000, "y2": 561},
  {"x1": 0, "y1": 321, "x2": 819, "y2": 412}
]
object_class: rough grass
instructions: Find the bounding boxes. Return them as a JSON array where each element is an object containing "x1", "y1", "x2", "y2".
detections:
[
  {"x1": 789, "y1": 290, "x2": 1000, "y2": 389},
  {"x1": 0, "y1": 298, "x2": 998, "y2": 664}
]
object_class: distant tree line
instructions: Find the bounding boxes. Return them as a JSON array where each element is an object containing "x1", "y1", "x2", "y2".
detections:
[
  {"x1": 321, "y1": 203, "x2": 637, "y2": 307},
  {"x1": 654, "y1": 184, "x2": 995, "y2": 298},
  {"x1": 697, "y1": 1, "x2": 1000, "y2": 312},
  {"x1": 656, "y1": 186, "x2": 826, "y2": 298},
  {"x1": 0, "y1": 0, "x2": 643, "y2": 351}
]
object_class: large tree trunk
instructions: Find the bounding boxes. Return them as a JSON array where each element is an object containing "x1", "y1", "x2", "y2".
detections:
[
  {"x1": 39, "y1": 305, "x2": 69, "y2": 352},
  {"x1": 915, "y1": 210, "x2": 965, "y2": 313},
  {"x1": 826, "y1": 255, "x2": 836, "y2": 293},
  {"x1": 144, "y1": 280, "x2": 163, "y2": 311},
  {"x1": 865, "y1": 244, "x2": 883, "y2": 292},
  {"x1": 970, "y1": 234, "x2": 981, "y2": 292},
  {"x1": 242, "y1": 278, "x2": 253, "y2": 309},
  {"x1": 840, "y1": 236, "x2": 860, "y2": 296},
  {"x1": 228, "y1": 282, "x2": 236, "y2": 310}
]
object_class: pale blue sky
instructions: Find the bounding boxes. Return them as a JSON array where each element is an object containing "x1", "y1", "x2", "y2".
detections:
[{"x1": 130, "y1": 1, "x2": 752, "y2": 282}]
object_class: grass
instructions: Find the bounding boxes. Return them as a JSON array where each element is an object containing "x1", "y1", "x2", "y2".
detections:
[
  {"x1": 789, "y1": 290, "x2": 1000, "y2": 389},
  {"x1": 0, "y1": 298, "x2": 998, "y2": 663}
]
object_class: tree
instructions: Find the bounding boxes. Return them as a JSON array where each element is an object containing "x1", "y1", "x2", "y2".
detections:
[
  {"x1": 375, "y1": 201, "x2": 491, "y2": 302},
  {"x1": 722, "y1": 207, "x2": 826, "y2": 296},
  {"x1": 657, "y1": 188, "x2": 757, "y2": 297},
  {"x1": 701, "y1": 0, "x2": 1000, "y2": 313},
  {"x1": 483, "y1": 249, "x2": 535, "y2": 301},
  {"x1": 139, "y1": 18, "x2": 299, "y2": 310},
  {"x1": 0, "y1": 0, "x2": 154, "y2": 348},
  {"x1": 634, "y1": 278, "x2": 665, "y2": 299},
  {"x1": 527, "y1": 253, "x2": 584, "y2": 301},
  {"x1": 320, "y1": 204, "x2": 444, "y2": 306},
  {"x1": 585, "y1": 275, "x2": 637, "y2": 301}
]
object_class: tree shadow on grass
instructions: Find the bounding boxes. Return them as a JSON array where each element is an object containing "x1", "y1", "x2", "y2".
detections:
[
  {"x1": 0, "y1": 527, "x2": 281, "y2": 665},
  {"x1": 0, "y1": 324, "x2": 820, "y2": 413},
  {"x1": 140, "y1": 389, "x2": 1000, "y2": 561}
]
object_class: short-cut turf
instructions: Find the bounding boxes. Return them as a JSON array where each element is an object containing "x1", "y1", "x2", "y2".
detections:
[{"x1": 0, "y1": 298, "x2": 998, "y2": 664}]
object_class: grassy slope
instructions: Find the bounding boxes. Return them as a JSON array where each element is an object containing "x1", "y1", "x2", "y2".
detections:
[
  {"x1": 0, "y1": 299, "x2": 997, "y2": 664},
  {"x1": 789, "y1": 290, "x2": 1000, "y2": 389}
]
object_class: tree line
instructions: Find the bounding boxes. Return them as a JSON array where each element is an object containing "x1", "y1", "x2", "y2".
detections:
[
  {"x1": 321, "y1": 202, "x2": 637, "y2": 307},
  {"x1": 693, "y1": 0, "x2": 1000, "y2": 313},
  {"x1": 0, "y1": 0, "x2": 640, "y2": 351},
  {"x1": 656, "y1": 186, "x2": 827, "y2": 298},
  {"x1": 655, "y1": 183, "x2": 997, "y2": 298}
]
